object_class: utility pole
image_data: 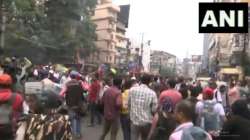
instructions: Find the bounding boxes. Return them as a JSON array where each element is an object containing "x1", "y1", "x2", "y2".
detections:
[{"x1": 140, "y1": 33, "x2": 144, "y2": 71}]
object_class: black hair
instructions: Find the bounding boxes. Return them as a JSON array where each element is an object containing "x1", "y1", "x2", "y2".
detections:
[
  {"x1": 190, "y1": 86, "x2": 199, "y2": 98},
  {"x1": 232, "y1": 99, "x2": 250, "y2": 120},
  {"x1": 209, "y1": 81, "x2": 217, "y2": 90},
  {"x1": 168, "y1": 78, "x2": 177, "y2": 89},
  {"x1": 179, "y1": 83, "x2": 188, "y2": 99},
  {"x1": 153, "y1": 77, "x2": 158, "y2": 82},
  {"x1": 141, "y1": 74, "x2": 151, "y2": 85},
  {"x1": 219, "y1": 85, "x2": 226, "y2": 93},
  {"x1": 94, "y1": 72, "x2": 99, "y2": 80},
  {"x1": 178, "y1": 77, "x2": 184, "y2": 83},
  {"x1": 176, "y1": 100, "x2": 196, "y2": 121},
  {"x1": 104, "y1": 78, "x2": 112, "y2": 86},
  {"x1": 113, "y1": 77, "x2": 123, "y2": 89},
  {"x1": 123, "y1": 80, "x2": 132, "y2": 90}
]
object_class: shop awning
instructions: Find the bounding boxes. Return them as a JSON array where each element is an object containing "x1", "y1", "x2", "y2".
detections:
[{"x1": 220, "y1": 68, "x2": 241, "y2": 74}]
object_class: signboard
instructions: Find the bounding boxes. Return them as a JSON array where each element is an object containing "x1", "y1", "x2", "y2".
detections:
[{"x1": 25, "y1": 82, "x2": 43, "y2": 94}]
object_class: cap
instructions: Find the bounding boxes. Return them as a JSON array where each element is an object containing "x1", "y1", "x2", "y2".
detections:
[
  {"x1": 203, "y1": 87, "x2": 214, "y2": 96},
  {"x1": 131, "y1": 77, "x2": 136, "y2": 80},
  {"x1": 0, "y1": 74, "x2": 12, "y2": 85}
]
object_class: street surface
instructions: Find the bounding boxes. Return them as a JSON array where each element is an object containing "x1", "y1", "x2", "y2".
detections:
[{"x1": 81, "y1": 117, "x2": 123, "y2": 140}]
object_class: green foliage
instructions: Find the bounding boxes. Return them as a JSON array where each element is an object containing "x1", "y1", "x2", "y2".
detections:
[
  {"x1": 3, "y1": 0, "x2": 97, "y2": 62},
  {"x1": 159, "y1": 66, "x2": 176, "y2": 77}
]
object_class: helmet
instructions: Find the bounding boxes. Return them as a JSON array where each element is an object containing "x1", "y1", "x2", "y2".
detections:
[{"x1": 0, "y1": 74, "x2": 12, "y2": 85}]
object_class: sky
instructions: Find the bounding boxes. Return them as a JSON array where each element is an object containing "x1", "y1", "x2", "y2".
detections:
[{"x1": 113, "y1": 0, "x2": 212, "y2": 59}]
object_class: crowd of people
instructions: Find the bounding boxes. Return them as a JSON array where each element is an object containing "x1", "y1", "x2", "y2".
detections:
[{"x1": 0, "y1": 58, "x2": 250, "y2": 140}]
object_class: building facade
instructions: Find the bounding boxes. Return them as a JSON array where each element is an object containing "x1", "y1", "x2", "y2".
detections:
[
  {"x1": 115, "y1": 5, "x2": 130, "y2": 70},
  {"x1": 203, "y1": 0, "x2": 250, "y2": 80},
  {"x1": 87, "y1": 0, "x2": 120, "y2": 66},
  {"x1": 150, "y1": 50, "x2": 176, "y2": 75}
]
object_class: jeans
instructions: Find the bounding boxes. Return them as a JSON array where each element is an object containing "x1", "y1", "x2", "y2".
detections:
[
  {"x1": 89, "y1": 102, "x2": 102, "y2": 125},
  {"x1": 131, "y1": 123, "x2": 151, "y2": 140},
  {"x1": 100, "y1": 118, "x2": 119, "y2": 140},
  {"x1": 120, "y1": 114, "x2": 131, "y2": 140},
  {"x1": 68, "y1": 110, "x2": 81, "y2": 136}
]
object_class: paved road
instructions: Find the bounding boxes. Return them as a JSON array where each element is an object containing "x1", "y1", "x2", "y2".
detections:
[{"x1": 80, "y1": 117, "x2": 123, "y2": 140}]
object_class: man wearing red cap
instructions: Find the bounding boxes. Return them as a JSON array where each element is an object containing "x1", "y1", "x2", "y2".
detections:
[
  {"x1": 195, "y1": 87, "x2": 226, "y2": 137},
  {"x1": 0, "y1": 74, "x2": 23, "y2": 139}
]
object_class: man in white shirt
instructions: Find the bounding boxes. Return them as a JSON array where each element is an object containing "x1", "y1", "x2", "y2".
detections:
[
  {"x1": 196, "y1": 87, "x2": 226, "y2": 134},
  {"x1": 170, "y1": 100, "x2": 212, "y2": 140}
]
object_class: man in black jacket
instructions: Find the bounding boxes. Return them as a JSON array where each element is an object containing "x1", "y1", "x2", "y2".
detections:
[
  {"x1": 220, "y1": 99, "x2": 250, "y2": 140},
  {"x1": 64, "y1": 74, "x2": 84, "y2": 139}
]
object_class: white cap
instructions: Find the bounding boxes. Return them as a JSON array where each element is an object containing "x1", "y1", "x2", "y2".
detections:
[{"x1": 131, "y1": 77, "x2": 136, "y2": 80}]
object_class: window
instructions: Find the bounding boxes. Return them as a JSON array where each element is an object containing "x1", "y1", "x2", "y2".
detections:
[
  {"x1": 106, "y1": 56, "x2": 109, "y2": 62},
  {"x1": 110, "y1": 56, "x2": 112, "y2": 61}
]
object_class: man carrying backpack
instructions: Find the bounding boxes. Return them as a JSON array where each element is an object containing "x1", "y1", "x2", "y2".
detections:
[
  {"x1": 0, "y1": 74, "x2": 23, "y2": 140},
  {"x1": 63, "y1": 73, "x2": 85, "y2": 139},
  {"x1": 196, "y1": 87, "x2": 226, "y2": 137}
]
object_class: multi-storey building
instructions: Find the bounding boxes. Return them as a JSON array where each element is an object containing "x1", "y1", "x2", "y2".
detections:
[
  {"x1": 150, "y1": 50, "x2": 176, "y2": 75},
  {"x1": 115, "y1": 5, "x2": 130, "y2": 69},
  {"x1": 203, "y1": 0, "x2": 250, "y2": 80},
  {"x1": 87, "y1": 0, "x2": 120, "y2": 66}
]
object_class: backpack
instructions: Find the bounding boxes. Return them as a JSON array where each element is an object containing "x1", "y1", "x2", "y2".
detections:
[
  {"x1": 151, "y1": 113, "x2": 177, "y2": 140},
  {"x1": 200, "y1": 100, "x2": 221, "y2": 132},
  {"x1": 0, "y1": 93, "x2": 16, "y2": 136},
  {"x1": 181, "y1": 126, "x2": 210, "y2": 140},
  {"x1": 65, "y1": 80, "x2": 84, "y2": 107}
]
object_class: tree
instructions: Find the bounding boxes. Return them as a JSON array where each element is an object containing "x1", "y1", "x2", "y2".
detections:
[
  {"x1": 2, "y1": 0, "x2": 97, "y2": 63},
  {"x1": 160, "y1": 66, "x2": 176, "y2": 77}
]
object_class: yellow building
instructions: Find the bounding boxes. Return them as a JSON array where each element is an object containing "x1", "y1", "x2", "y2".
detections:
[{"x1": 88, "y1": 0, "x2": 120, "y2": 66}]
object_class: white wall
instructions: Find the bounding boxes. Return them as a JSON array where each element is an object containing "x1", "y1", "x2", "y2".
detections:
[{"x1": 142, "y1": 44, "x2": 151, "y2": 72}]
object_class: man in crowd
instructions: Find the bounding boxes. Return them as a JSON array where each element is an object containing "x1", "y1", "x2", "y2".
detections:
[
  {"x1": 128, "y1": 74, "x2": 158, "y2": 140},
  {"x1": 150, "y1": 77, "x2": 161, "y2": 97},
  {"x1": 64, "y1": 73, "x2": 85, "y2": 138},
  {"x1": 220, "y1": 99, "x2": 250, "y2": 140},
  {"x1": 169, "y1": 100, "x2": 212, "y2": 140},
  {"x1": 0, "y1": 74, "x2": 23, "y2": 140},
  {"x1": 160, "y1": 78, "x2": 182, "y2": 107},
  {"x1": 99, "y1": 77, "x2": 122, "y2": 140},
  {"x1": 196, "y1": 87, "x2": 226, "y2": 136},
  {"x1": 88, "y1": 73, "x2": 102, "y2": 127}
]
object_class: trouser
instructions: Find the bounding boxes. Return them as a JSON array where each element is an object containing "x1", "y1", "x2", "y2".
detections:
[
  {"x1": 120, "y1": 114, "x2": 131, "y2": 140},
  {"x1": 68, "y1": 110, "x2": 81, "y2": 136},
  {"x1": 131, "y1": 123, "x2": 151, "y2": 140},
  {"x1": 100, "y1": 118, "x2": 119, "y2": 140},
  {"x1": 89, "y1": 102, "x2": 102, "y2": 125}
]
